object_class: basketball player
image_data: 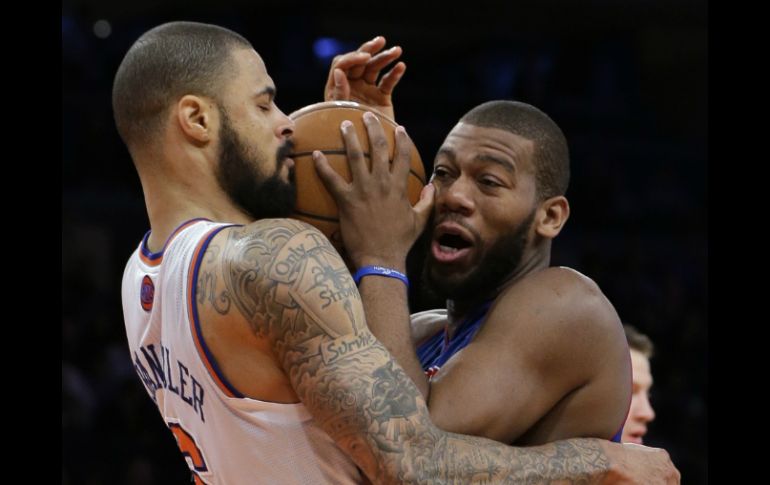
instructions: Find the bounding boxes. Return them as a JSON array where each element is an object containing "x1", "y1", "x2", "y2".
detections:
[
  {"x1": 621, "y1": 324, "x2": 657, "y2": 445},
  {"x1": 116, "y1": 22, "x2": 678, "y2": 484},
  {"x1": 319, "y1": 45, "x2": 673, "y2": 454}
]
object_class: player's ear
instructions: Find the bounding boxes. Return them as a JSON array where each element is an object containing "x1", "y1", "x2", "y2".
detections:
[
  {"x1": 535, "y1": 196, "x2": 569, "y2": 238},
  {"x1": 176, "y1": 95, "x2": 215, "y2": 144}
]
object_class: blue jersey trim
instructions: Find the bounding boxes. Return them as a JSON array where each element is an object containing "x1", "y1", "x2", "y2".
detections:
[{"x1": 189, "y1": 224, "x2": 244, "y2": 399}]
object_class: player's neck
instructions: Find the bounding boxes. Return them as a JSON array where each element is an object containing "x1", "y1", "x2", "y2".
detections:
[
  {"x1": 142, "y1": 177, "x2": 251, "y2": 252},
  {"x1": 446, "y1": 298, "x2": 487, "y2": 327},
  {"x1": 445, "y1": 251, "x2": 552, "y2": 326}
]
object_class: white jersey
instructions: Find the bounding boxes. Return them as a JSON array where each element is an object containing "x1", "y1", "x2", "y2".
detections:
[{"x1": 121, "y1": 218, "x2": 362, "y2": 485}]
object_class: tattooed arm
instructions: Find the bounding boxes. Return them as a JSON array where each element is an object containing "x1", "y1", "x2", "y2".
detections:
[{"x1": 221, "y1": 218, "x2": 678, "y2": 484}]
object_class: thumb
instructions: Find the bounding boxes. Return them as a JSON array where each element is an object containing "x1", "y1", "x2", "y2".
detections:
[
  {"x1": 413, "y1": 183, "x2": 436, "y2": 230},
  {"x1": 331, "y1": 68, "x2": 351, "y2": 101}
]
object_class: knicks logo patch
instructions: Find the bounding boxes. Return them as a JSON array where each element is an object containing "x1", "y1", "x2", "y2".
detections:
[{"x1": 140, "y1": 275, "x2": 155, "y2": 311}]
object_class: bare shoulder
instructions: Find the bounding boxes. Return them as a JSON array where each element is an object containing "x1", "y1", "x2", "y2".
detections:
[
  {"x1": 227, "y1": 218, "x2": 325, "y2": 249},
  {"x1": 484, "y1": 266, "x2": 622, "y2": 350},
  {"x1": 222, "y1": 218, "x2": 339, "y2": 269},
  {"x1": 547, "y1": 266, "x2": 619, "y2": 331},
  {"x1": 525, "y1": 266, "x2": 604, "y2": 299},
  {"x1": 512, "y1": 266, "x2": 615, "y2": 321}
]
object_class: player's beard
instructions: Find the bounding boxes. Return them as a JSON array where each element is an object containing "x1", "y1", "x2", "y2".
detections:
[
  {"x1": 216, "y1": 109, "x2": 296, "y2": 221},
  {"x1": 422, "y1": 209, "x2": 536, "y2": 303}
]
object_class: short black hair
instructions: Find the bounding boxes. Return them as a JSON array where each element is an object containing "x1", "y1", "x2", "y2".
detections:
[
  {"x1": 460, "y1": 100, "x2": 570, "y2": 200},
  {"x1": 112, "y1": 21, "x2": 252, "y2": 149}
]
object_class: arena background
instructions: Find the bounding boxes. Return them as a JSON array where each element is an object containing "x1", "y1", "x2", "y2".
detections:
[{"x1": 62, "y1": 1, "x2": 707, "y2": 483}]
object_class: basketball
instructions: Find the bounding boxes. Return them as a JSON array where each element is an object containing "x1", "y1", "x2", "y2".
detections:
[{"x1": 288, "y1": 101, "x2": 426, "y2": 249}]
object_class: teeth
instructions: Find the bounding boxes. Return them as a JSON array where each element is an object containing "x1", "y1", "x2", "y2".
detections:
[{"x1": 439, "y1": 245, "x2": 458, "y2": 253}]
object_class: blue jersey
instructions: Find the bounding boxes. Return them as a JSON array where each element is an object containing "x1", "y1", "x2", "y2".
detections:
[
  {"x1": 415, "y1": 302, "x2": 623, "y2": 443},
  {"x1": 416, "y1": 302, "x2": 493, "y2": 379}
]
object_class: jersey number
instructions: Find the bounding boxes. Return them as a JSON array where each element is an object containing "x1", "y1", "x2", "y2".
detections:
[{"x1": 168, "y1": 422, "x2": 209, "y2": 485}]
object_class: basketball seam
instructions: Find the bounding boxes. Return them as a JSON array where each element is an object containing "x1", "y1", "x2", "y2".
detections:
[
  {"x1": 292, "y1": 170, "x2": 426, "y2": 221},
  {"x1": 290, "y1": 103, "x2": 397, "y2": 124},
  {"x1": 291, "y1": 151, "x2": 426, "y2": 184},
  {"x1": 292, "y1": 210, "x2": 340, "y2": 223}
]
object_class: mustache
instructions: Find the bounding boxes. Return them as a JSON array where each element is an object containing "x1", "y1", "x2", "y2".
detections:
[{"x1": 276, "y1": 139, "x2": 295, "y2": 165}]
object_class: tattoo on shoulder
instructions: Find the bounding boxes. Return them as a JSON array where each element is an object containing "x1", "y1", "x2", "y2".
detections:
[
  {"x1": 220, "y1": 221, "x2": 364, "y2": 340},
  {"x1": 197, "y1": 243, "x2": 232, "y2": 315}
]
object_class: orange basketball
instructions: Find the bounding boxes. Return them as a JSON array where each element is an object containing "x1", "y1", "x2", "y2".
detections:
[{"x1": 288, "y1": 101, "x2": 426, "y2": 249}]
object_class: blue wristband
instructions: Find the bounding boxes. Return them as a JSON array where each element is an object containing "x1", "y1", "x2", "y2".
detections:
[{"x1": 353, "y1": 265, "x2": 409, "y2": 288}]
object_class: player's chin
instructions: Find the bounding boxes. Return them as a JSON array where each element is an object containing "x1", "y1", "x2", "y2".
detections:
[{"x1": 426, "y1": 261, "x2": 469, "y2": 288}]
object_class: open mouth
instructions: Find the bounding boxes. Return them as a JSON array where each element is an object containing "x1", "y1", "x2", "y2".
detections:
[
  {"x1": 437, "y1": 233, "x2": 472, "y2": 252},
  {"x1": 431, "y1": 223, "x2": 475, "y2": 263}
]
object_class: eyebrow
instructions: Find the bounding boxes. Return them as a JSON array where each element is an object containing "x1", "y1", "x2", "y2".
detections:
[
  {"x1": 436, "y1": 147, "x2": 516, "y2": 174},
  {"x1": 254, "y1": 86, "x2": 276, "y2": 100}
]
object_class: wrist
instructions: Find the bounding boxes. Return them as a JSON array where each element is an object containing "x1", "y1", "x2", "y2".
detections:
[
  {"x1": 353, "y1": 265, "x2": 409, "y2": 288},
  {"x1": 354, "y1": 256, "x2": 406, "y2": 273}
]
